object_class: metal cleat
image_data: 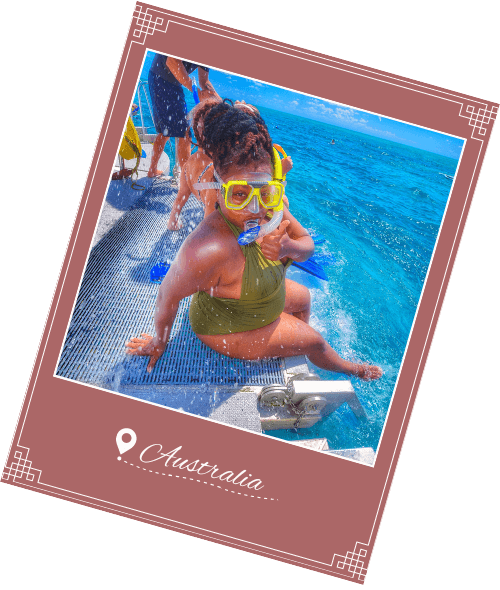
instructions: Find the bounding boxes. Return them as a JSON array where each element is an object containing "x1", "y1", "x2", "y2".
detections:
[
  {"x1": 259, "y1": 384, "x2": 290, "y2": 407},
  {"x1": 259, "y1": 373, "x2": 367, "y2": 431}
]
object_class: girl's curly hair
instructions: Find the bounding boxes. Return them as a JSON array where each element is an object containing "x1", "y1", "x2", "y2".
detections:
[{"x1": 191, "y1": 99, "x2": 273, "y2": 175}]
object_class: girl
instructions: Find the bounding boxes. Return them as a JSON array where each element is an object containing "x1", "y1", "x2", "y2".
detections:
[
  {"x1": 126, "y1": 100, "x2": 382, "y2": 381},
  {"x1": 167, "y1": 100, "x2": 292, "y2": 230}
]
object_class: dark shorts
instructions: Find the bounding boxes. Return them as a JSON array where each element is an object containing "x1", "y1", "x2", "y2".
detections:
[{"x1": 148, "y1": 71, "x2": 188, "y2": 138}]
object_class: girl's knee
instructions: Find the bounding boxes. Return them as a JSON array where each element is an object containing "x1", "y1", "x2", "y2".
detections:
[
  {"x1": 308, "y1": 331, "x2": 327, "y2": 355},
  {"x1": 302, "y1": 284, "x2": 311, "y2": 307}
]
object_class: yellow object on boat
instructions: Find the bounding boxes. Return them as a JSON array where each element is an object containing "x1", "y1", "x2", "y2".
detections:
[
  {"x1": 119, "y1": 117, "x2": 142, "y2": 161},
  {"x1": 116, "y1": 116, "x2": 145, "y2": 190}
]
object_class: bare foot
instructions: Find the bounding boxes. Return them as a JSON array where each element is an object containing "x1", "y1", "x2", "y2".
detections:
[
  {"x1": 148, "y1": 169, "x2": 165, "y2": 178},
  {"x1": 167, "y1": 218, "x2": 183, "y2": 230},
  {"x1": 354, "y1": 364, "x2": 383, "y2": 381}
]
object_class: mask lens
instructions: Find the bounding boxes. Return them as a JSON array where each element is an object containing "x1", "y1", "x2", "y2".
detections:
[
  {"x1": 227, "y1": 184, "x2": 252, "y2": 208},
  {"x1": 224, "y1": 180, "x2": 283, "y2": 209},
  {"x1": 260, "y1": 184, "x2": 281, "y2": 207}
]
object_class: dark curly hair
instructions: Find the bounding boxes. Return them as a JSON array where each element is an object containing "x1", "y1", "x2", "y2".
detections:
[{"x1": 191, "y1": 99, "x2": 274, "y2": 175}]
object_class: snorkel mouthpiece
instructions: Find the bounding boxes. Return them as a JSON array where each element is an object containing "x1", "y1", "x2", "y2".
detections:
[
  {"x1": 238, "y1": 222, "x2": 261, "y2": 245},
  {"x1": 237, "y1": 208, "x2": 284, "y2": 245}
]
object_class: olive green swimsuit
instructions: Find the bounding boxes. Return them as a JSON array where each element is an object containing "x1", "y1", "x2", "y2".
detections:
[{"x1": 189, "y1": 209, "x2": 292, "y2": 335}]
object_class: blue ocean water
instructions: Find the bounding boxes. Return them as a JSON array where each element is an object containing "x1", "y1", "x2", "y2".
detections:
[{"x1": 131, "y1": 70, "x2": 459, "y2": 453}]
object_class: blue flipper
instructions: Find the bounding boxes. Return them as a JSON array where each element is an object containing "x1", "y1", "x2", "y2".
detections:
[
  {"x1": 150, "y1": 262, "x2": 171, "y2": 284},
  {"x1": 291, "y1": 258, "x2": 328, "y2": 281},
  {"x1": 309, "y1": 252, "x2": 335, "y2": 266},
  {"x1": 306, "y1": 228, "x2": 326, "y2": 245}
]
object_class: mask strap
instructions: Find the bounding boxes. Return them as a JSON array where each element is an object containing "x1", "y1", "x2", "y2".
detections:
[
  {"x1": 192, "y1": 182, "x2": 220, "y2": 190},
  {"x1": 193, "y1": 168, "x2": 222, "y2": 191}
]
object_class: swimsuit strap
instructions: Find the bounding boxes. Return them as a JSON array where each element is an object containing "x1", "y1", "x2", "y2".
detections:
[
  {"x1": 197, "y1": 161, "x2": 213, "y2": 184},
  {"x1": 215, "y1": 204, "x2": 247, "y2": 244},
  {"x1": 192, "y1": 162, "x2": 216, "y2": 196}
]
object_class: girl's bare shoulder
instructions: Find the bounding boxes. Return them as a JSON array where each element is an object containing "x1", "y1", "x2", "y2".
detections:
[{"x1": 178, "y1": 212, "x2": 237, "y2": 266}]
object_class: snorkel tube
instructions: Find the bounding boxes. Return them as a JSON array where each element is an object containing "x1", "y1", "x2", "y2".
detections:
[
  {"x1": 237, "y1": 146, "x2": 287, "y2": 246},
  {"x1": 237, "y1": 204, "x2": 283, "y2": 245}
]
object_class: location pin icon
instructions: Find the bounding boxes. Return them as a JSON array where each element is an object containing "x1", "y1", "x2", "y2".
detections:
[{"x1": 116, "y1": 428, "x2": 137, "y2": 457}]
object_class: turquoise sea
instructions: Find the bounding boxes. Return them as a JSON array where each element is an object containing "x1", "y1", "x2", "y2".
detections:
[{"x1": 132, "y1": 70, "x2": 459, "y2": 453}]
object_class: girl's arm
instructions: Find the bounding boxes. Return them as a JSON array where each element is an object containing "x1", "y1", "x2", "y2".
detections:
[
  {"x1": 260, "y1": 206, "x2": 314, "y2": 262},
  {"x1": 125, "y1": 232, "x2": 224, "y2": 371}
]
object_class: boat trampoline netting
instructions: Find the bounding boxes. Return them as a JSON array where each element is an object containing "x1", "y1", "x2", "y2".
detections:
[{"x1": 56, "y1": 181, "x2": 286, "y2": 389}]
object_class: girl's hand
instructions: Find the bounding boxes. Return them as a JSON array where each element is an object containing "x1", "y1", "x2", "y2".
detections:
[
  {"x1": 125, "y1": 333, "x2": 166, "y2": 373},
  {"x1": 260, "y1": 220, "x2": 292, "y2": 260}
]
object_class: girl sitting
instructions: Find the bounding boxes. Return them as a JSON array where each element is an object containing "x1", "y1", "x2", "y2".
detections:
[{"x1": 126, "y1": 99, "x2": 382, "y2": 381}]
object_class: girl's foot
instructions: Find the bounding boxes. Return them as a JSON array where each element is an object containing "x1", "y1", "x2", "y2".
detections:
[
  {"x1": 148, "y1": 169, "x2": 165, "y2": 178},
  {"x1": 353, "y1": 363, "x2": 383, "y2": 381}
]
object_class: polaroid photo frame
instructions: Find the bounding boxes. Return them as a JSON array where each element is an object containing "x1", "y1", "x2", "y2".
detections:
[{"x1": 2, "y1": 3, "x2": 499, "y2": 584}]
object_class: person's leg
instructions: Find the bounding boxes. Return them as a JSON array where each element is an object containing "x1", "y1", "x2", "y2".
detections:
[
  {"x1": 167, "y1": 163, "x2": 191, "y2": 230},
  {"x1": 197, "y1": 313, "x2": 382, "y2": 380},
  {"x1": 176, "y1": 129, "x2": 192, "y2": 170},
  {"x1": 283, "y1": 278, "x2": 311, "y2": 323},
  {"x1": 148, "y1": 133, "x2": 168, "y2": 177},
  {"x1": 147, "y1": 72, "x2": 171, "y2": 177}
]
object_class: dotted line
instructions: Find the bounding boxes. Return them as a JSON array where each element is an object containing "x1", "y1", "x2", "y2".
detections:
[{"x1": 119, "y1": 458, "x2": 277, "y2": 501}]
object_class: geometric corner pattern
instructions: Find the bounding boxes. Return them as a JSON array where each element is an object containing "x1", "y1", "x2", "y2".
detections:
[
  {"x1": 132, "y1": 4, "x2": 168, "y2": 45},
  {"x1": 2, "y1": 447, "x2": 42, "y2": 485},
  {"x1": 333, "y1": 541, "x2": 369, "y2": 582},
  {"x1": 461, "y1": 103, "x2": 498, "y2": 138},
  {"x1": 3, "y1": 444, "x2": 370, "y2": 579}
]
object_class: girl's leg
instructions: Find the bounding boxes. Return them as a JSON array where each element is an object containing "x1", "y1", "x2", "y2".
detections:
[
  {"x1": 176, "y1": 130, "x2": 192, "y2": 170},
  {"x1": 284, "y1": 278, "x2": 311, "y2": 323},
  {"x1": 167, "y1": 164, "x2": 191, "y2": 230},
  {"x1": 197, "y1": 313, "x2": 382, "y2": 381}
]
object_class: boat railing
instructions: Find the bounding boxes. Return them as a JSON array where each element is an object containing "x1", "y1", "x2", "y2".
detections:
[{"x1": 135, "y1": 80, "x2": 155, "y2": 137}]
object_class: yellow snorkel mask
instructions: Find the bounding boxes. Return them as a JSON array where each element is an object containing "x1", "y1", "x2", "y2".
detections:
[
  {"x1": 212, "y1": 147, "x2": 286, "y2": 211},
  {"x1": 234, "y1": 146, "x2": 286, "y2": 244},
  {"x1": 192, "y1": 146, "x2": 288, "y2": 245}
]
